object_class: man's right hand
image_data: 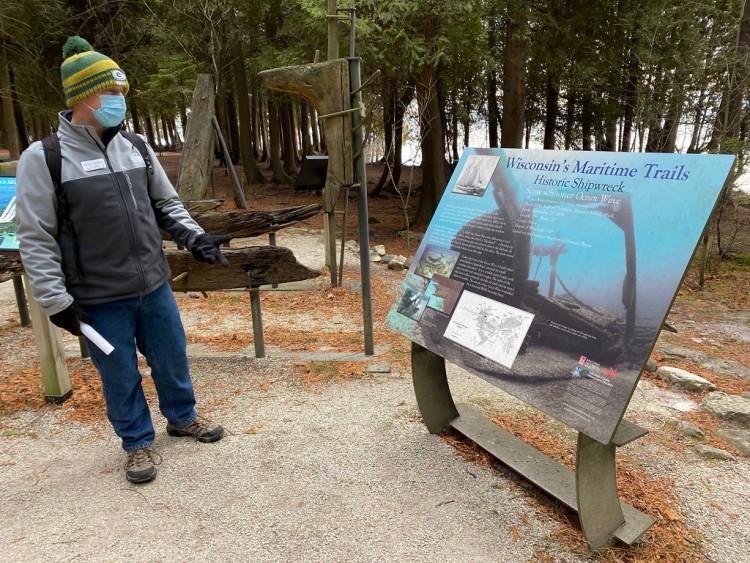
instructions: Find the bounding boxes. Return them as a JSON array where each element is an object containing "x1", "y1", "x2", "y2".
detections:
[{"x1": 49, "y1": 302, "x2": 92, "y2": 336}]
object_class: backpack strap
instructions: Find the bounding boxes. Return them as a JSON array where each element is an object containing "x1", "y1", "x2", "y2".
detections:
[
  {"x1": 41, "y1": 132, "x2": 84, "y2": 275},
  {"x1": 120, "y1": 130, "x2": 153, "y2": 181},
  {"x1": 41, "y1": 133, "x2": 62, "y2": 196}
]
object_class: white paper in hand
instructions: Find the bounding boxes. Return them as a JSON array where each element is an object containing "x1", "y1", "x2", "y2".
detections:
[{"x1": 79, "y1": 322, "x2": 114, "y2": 355}]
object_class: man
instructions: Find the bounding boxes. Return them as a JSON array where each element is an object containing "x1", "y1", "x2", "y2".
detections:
[{"x1": 16, "y1": 36, "x2": 229, "y2": 484}]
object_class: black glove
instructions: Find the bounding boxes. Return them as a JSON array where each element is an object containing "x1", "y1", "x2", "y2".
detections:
[
  {"x1": 49, "y1": 302, "x2": 92, "y2": 336},
  {"x1": 189, "y1": 233, "x2": 231, "y2": 267}
]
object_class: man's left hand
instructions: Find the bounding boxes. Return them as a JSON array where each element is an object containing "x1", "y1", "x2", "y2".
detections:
[{"x1": 189, "y1": 233, "x2": 231, "y2": 267}]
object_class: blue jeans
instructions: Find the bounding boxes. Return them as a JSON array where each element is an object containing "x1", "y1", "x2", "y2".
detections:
[{"x1": 83, "y1": 282, "x2": 197, "y2": 451}]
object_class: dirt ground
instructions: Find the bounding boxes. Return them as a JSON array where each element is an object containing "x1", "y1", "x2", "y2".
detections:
[{"x1": 1, "y1": 154, "x2": 750, "y2": 561}]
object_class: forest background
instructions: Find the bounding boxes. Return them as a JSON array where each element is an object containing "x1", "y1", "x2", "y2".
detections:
[{"x1": 1, "y1": 0, "x2": 750, "y2": 268}]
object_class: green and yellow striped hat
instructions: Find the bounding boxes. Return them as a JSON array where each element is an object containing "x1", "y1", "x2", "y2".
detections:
[{"x1": 61, "y1": 36, "x2": 129, "y2": 108}]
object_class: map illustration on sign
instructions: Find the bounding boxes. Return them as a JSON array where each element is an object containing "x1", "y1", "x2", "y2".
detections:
[
  {"x1": 385, "y1": 148, "x2": 734, "y2": 444},
  {"x1": 444, "y1": 290, "x2": 534, "y2": 369}
]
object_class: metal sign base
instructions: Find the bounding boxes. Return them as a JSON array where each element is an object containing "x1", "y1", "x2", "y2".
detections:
[{"x1": 411, "y1": 343, "x2": 655, "y2": 549}]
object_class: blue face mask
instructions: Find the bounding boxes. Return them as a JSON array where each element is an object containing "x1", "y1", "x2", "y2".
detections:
[{"x1": 88, "y1": 94, "x2": 127, "y2": 128}]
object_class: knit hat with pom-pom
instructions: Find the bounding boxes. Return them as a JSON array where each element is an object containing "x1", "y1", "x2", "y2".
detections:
[{"x1": 60, "y1": 36, "x2": 129, "y2": 107}]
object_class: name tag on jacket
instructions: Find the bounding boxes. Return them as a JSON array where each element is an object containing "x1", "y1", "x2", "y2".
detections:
[{"x1": 81, "y1": 158, "x2": 106, "y2": 172}]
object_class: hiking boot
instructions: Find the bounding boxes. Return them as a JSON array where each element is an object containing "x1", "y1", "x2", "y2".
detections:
[
  {"x1": 124, "y1": 448, "x2": 161, "y2": 484},
  {"x1": 166, "y1": 415, "x2": 224, "y2": 443}
]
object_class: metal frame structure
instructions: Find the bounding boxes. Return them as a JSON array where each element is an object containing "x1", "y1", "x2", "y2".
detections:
[{"x1": 411, "y1": 342, "x2": 655, "y2": 549}]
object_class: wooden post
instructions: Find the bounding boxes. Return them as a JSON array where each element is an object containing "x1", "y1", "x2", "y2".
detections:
[
  {"x1": 23, "y1": 274, "x2": 72, "y2": 403},
  {"x1": 327, "y1": 0, "x2": 339, "y2": 60},
  {"x1": 176, "y1": 74, "x2": 216, "y2": 202},
  {"x1": 326, "y1": 0, "x2": 339, "y2": 280}
]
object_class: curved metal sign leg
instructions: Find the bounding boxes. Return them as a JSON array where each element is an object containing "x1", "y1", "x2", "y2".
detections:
[
  {"x1": 411, "y1": 342, "x2": 459, "y2": 434},
  {"x1": 576, "y1": 433, "x2": 625, "y2": 548}
]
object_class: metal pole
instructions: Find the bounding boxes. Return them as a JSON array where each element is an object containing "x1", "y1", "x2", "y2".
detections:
[
  {"x1": 249, "y1": 289, "x2": 265, "y2": 358},
  {"x1": 211, "y1": 116, "x2": 249, "y2": 210},
  {"x1": 269, "y1": 231, "x2": 279, "y2": 289},
  {"x1": 348, "y1": 57, "x2": 374, "y2": 355},
  {"x1": 327, "y1": 212, "x2": 338, "y2": 285},
  {"x1": 338, "y1": 186, "x2": 350, "y2": 286},
  {"x1": 349, "y1": 9, "x2": 356, "y2": 58},
  {"x1": 78, "y1": 336, "x2": 90, "y2": 359}
]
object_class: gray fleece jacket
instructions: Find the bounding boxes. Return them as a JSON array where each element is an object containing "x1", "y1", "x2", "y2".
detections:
[{"x1": 16, "y1": 111, "x2": 203, "y2": 316}]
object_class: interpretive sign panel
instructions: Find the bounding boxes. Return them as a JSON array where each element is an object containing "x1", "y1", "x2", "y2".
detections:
[
  {"x1": 386, "y1": 149, "x2": 734, "y2": 444},
  {"x1": 0, "y1": 176, "x2": 19, "y2": 252}
]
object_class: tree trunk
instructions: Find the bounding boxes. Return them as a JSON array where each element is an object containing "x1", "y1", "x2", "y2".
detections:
[
  {"x1": 251, "y1": 80, "x2": 260, "y2": 159},
  {"x1": 463, "y1": 85, "x2": 471, "y2": 150},
  {"x1": 620, "y1": 38, "x2": 639, "y2": 152},
  {"x1": 8, "y1": 65, "x2": 28, "y2": 150},
  {"x1": 231, "y1": 31, "x2": 266, "y2": 184},
  {"x1": 581, "y1": 93, "x2": 593, "y2": 151},
  {"x1": 488, "y1": 70, "x2": 499, "y2": 148},
  {"x1": 661, "y1": 95, "x2": 683, "y2": 153},
  {"x1": 543, "y1": 76, "x2": 558, "y2": 149},
  {"x1": 0, "y1": 37, "x2": 20, "y2": 159},
  {"x1": 371, "y1": 79, "x2": 396, "y2": 196},
  {"x1": 161, "y1": 115, "x2": 171, "y2": 147},
  {"x1": 179, "y1": 97, "x2": 188, "y2": 144},
  {"x1": 300, "y1": 99, "x2": 313, "y2": 156},
  {"x1": 130, "y1": 99, "x2": 142, "y2": 134},
  {"x1": 259, "y1": 95, "x2": 269, "y2": 162},
  {"x1": 412, "y1": 67, "x2": 447, "y2": 226},
  {"x1": 291, "y1": 102, "x2": 301, "y2": 164},
  {"x1": 501, "y1": 4, "x2": 526, "y2": 148},
  {"x1": 451, "y1": 89, "x2": 459, "y2": 163},
  {"x1": 687, "y1": 90, "x2": 706, "y2": 153},
  {"x1": 280, "y1": 100, "x2": 297, "y2": 176},
  {"x1": 310, "y1": 105, "x2": 321, "y2": 152},
  {"x1": 726, "y1": 0, "x2": 750, "y2": 139},
  {"x1": 487, "y1": 15, "x2": 500, "y2": 148},
  {"x1": 603, "y1": 114, "x2": 617, "y2": 151},
  {"x1": 268, "y1": 97, "x2": 294, "y2": 184},
  {"x1": 564, "y1": 93, "x2": 575, "y2": 149},
  {"x1": 391, "y1": 85, "x2": 413, "y2": 190},
  {"x1": 226, "y1": 93, "x2": 240, "y2": 160}
]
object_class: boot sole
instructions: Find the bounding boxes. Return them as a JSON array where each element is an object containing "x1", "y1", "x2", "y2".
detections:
[
  {"x1": 126, "y1": 469, "x2": 157, "y2": 484},
  {"x1": 166, "y1": 428, "x2": 224, "y2": 443}
]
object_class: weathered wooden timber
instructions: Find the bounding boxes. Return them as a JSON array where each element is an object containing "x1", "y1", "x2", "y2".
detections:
[
  {"x1": 185, "y1": 204, "x2": 322, "y2": 239},
  {"x1": 176, "y1": 74, "x2": 216, "y2": 202},
  {"x1": 258, "y1": 60, "x2": 354, "y2": 213},
  {"x1": 166, "y1": 246, "x2": 319, "y2": 291}
]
